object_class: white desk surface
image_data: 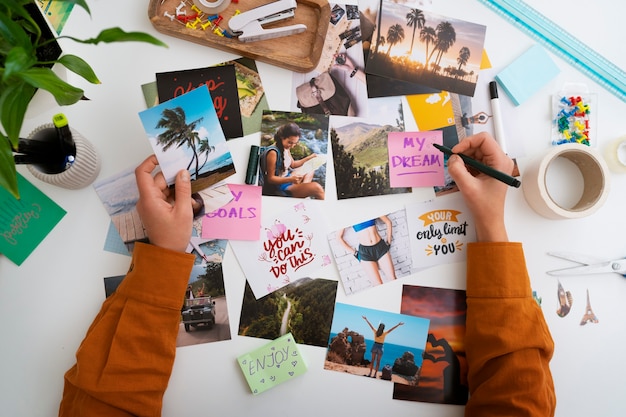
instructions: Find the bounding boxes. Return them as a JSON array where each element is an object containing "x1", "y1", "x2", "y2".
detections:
[{"x1": 2, "y1": 1, "x2": 625, "y2": 416}]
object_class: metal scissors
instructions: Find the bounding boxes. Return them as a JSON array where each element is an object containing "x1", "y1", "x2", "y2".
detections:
[{"x1": 547, "y1": 252, "x2": 626, "y2": 277}]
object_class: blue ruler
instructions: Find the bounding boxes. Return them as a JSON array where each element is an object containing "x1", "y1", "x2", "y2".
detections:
[{"x1": 478, "y1": 0, "x2": 626, "y2": 103}]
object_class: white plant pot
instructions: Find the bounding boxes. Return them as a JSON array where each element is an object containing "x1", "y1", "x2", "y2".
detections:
[{"x1": 26, "y1": 123, "x2": 101, "y2": 189}]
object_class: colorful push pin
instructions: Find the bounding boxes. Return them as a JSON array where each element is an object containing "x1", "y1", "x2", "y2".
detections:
[
  {"x1": 163, "y1": 10, "x2": 176, "y2": 21},
  {"x1": 201, "y1": 20, "x2": 214, "y2": 30},
  {"x1": 213, "y1": 26, "x2": 225, "y2": 36},
  {"x1": 187, "y1": 17, "x2": 201, "y2": 29},
  {"x1": 214, "y1": 15, "x2": 223, "y2": 26},
  {"x1": 574, "y1": 120, "x2": 585, "y2": 131}
]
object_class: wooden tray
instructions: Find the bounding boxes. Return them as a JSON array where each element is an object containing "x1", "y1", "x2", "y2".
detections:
[{"x1": 148, "y1": 0, "x2": 330, "y2": 72}]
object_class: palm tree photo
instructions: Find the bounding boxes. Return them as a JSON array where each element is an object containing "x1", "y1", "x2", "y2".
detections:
[
  {"x1": 365, "y1": 3, "x2": 486, "y2": 96},
  {"x1": 155, "y1": 106, "x2": 213, "y2": 179}
]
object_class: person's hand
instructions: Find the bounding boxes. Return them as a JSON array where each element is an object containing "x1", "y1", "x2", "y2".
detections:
[
  {"x1": 333, "y1": 53, "x2": 355, "y2": 72},
  {"x1": 135, "y1": 155, "x2": 193, "y2": 252},
  {"x1": 447, "y1": 132, "x2": 514, "y2": 242},
  {"x1": 291, "y1": 175, "x2": 304, "y2": 184}
]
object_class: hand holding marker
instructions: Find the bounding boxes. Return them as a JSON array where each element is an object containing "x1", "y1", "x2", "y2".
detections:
[{"x1": 433, "y1": 143, "x2": 521, "y2": 188}]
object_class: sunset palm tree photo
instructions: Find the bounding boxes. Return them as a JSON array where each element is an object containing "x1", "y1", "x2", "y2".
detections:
[{"x1": 365, "y1": 3, "x2": 486, "y2": 96}]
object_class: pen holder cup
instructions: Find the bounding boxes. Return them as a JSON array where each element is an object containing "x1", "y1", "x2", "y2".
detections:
[{"x1": 26, "y1": 123, "x2": 101, "y2": 189}]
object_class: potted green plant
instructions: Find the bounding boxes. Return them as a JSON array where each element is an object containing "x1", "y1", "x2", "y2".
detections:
[{"x1": 0, "y1": 0, "x2": 166, "y2": 198}]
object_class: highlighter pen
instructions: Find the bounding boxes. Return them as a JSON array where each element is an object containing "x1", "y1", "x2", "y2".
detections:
[
  {"x1": 489, "y1": 81, "x2": 508, "y2": 154},
  {"x1": 52, "y1": 113, "x2": 76, "y2": 158},
  {"x1": 433, "y1": 143, "x2": 521, "y2": 188},
  {"x1": 52, "y1": 113, "x2": 76, "y2": 171}
]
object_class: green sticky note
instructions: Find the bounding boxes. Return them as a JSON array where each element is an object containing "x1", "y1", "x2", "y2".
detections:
[
  {"x1": 237, "y1": 333, "x2": 307, "y2": 395},
  {"x1": 0, "y1": 174, "x2": 66, "y2": 265}
]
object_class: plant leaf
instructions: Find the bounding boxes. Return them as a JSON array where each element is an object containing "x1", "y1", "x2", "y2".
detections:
[
  {"x1": 0, "y1": 4, "x2": 32, "y2": 48},
  {"x1": 0, "y1": 81, "x2": 35, "y2": 145},
  {"x1": 18, "y1": 67, "x2": 84, "y2": 106},
  {"x1": 57, "y1": 54, "x2": 100, "y2": 84},
  {"x1": 62, "y1": 27, "x2": 168, "y2": 47},
  {"x1": 0, "y1": 133, "x2": 19, "y2": 199},
  {"x1": 2, "y1": 46, "x2": 36, "y2": 81}
]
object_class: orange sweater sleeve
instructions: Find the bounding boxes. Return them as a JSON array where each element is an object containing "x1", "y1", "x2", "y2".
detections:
[
  {"x1": 59, "y1": 243, "x2": 195, "y2": 417},
  {"x1": 464, "y1": 242, "x2": 556, "y2": 417}
]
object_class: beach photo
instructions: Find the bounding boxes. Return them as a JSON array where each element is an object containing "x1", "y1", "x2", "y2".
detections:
[
  {"x1": 324, "y1": 303, "x2": 429, "y2": 385},
  {"x1": 138, "y1": 85, "x2": 236, "y2": 193}
]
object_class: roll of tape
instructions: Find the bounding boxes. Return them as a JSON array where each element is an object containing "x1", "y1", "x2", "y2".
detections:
[
  {"x1": 192, "y1": 0, "x2": 231, "y2": 14},
  {"x1": 604, "y1": 135, "x2": 626, "y2": 174},
  {"x1": 522, "y1": 143, "x2": 611, "y2": 219}
]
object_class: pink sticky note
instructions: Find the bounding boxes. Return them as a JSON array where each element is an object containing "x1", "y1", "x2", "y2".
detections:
[
  {"x1": 202, "y1": 184, "x2": 262, "y2": 240},
  {"x1": 388, "y1": 131, "x2": 444, "y2": 188}
]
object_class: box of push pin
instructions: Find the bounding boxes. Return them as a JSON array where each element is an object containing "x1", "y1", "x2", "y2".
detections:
[
  {"x1": 148, "y1": 0, "x2": 330, "y2": 72},
  {"x1": 551, "y1": 84, "x2": 597, "y2": 147}
]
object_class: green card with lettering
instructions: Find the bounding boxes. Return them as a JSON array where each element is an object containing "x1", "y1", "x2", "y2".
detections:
[
  {"x1": 0, "y1": 174, "x2": 66, "y2": 265},
  {"x1": 237, "y1": 333, "x2": 307, "y2": 395}
]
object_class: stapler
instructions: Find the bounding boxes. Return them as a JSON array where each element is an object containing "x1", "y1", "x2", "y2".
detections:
[{"x1": 228, "y1": 0, "x2": 307, "y2": 42}]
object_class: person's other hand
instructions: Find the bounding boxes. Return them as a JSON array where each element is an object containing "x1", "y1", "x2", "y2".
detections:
[
  {"x1": 135, "y1": 155, "x2": 193, "y2": 252},
  {"x1": 447, "y1": 132, "x2": 514, "y2": 242}
]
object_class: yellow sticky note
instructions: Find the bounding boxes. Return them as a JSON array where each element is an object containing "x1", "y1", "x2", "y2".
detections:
[
  {"x1": 480, "y1": 49, "x2": 492, "y2": 69},
  {"x1": 406, "y1": 92, "x2": 455, "y2": 131},
  {"x1": 237, "y1": 333, "x2": 307, "y2": 395}
]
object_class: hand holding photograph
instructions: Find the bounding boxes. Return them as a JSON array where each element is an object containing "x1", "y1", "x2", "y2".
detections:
[{"x1": 138, "y1": 86, "x2": 236, "y2": 193}]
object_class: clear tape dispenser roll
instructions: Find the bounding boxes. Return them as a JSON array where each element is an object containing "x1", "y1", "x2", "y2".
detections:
[
  {"x1": 193, "y1": 0, "x2": 232, "y2": 14},
  {"x1": 604, "y1": 135, "x2": 626, "y2": 174},
  {"x1": 522, "y1": 143, "x2": 611, "y2": 219}
]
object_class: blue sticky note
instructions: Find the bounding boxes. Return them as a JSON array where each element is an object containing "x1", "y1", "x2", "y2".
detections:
[{"x1": 495, "y1": 45, "x2": 560, "y2": 105}]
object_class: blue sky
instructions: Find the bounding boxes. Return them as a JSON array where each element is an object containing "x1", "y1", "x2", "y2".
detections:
[
  {"x1": 138, "y1": 85, "x2": 231, "y2": 184},
  {"x1": 330, "y1": 302, "x2": 430, "y2": 349}
]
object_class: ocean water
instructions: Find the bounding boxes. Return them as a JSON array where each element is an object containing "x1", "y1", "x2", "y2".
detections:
[
  {"x1": 329, "y1": 333, "x2": 424, "y2": 368},
  {"x1": 202, "y1": 151, "x2": 234, "y2": 173}
]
